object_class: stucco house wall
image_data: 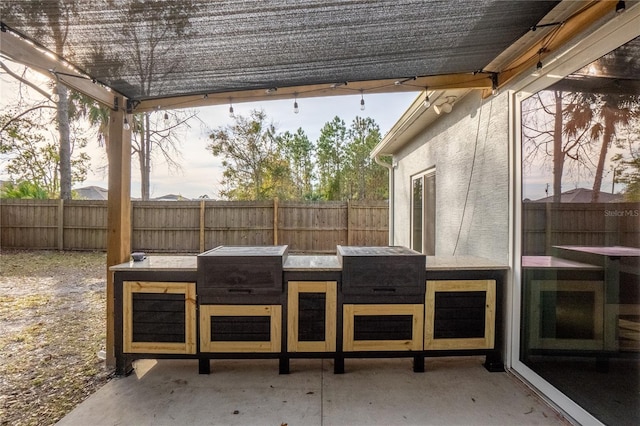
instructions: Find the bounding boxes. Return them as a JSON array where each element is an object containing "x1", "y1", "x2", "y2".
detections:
[{"x1": 392, "y1": 91, "x2": 510, "y2": 264}]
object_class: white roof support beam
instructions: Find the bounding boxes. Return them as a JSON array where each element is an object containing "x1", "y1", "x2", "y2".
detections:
[{"x1": 1, "y1": 28, "x2": 120, "y2": 108}]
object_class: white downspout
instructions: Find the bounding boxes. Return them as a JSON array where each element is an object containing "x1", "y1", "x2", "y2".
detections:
[{"x1": 375, "y1": 155, "x2": 394, "y2": 245}]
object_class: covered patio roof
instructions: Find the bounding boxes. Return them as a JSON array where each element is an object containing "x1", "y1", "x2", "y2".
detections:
[
  {"x1": 0, "y1": 0, "x2": 627, "y2": 367},
  {"x1": 0, "y1": 1, "x2": 619, "y2": 112}
]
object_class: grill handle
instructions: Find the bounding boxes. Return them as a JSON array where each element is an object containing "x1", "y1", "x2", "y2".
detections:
[
  {"x1": 372, "y1": 288, "x2": 396, "y2": 293},
  {"x1": 227, "y1": 289, "x2": 252, "y2": 294}
]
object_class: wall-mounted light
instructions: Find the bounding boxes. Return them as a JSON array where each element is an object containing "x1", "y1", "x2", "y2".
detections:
[
  {"x1": 434, "y1": 97, "x2": 456, "y2": 115},
  {"x1": 433, "y1": 102, "x2": 452, "y2": 115},
  {"x1": 360, "y1": 90, "x2": 365, "y2": 111}
]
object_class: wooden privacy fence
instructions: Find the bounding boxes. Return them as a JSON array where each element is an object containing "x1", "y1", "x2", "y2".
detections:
[
  {"x1": 0, "y1": 199, "x2": 389, "y2": 253},
  {"x1": 3, "y1": 200, "x2": 638, "y2": 254},
  {"x1": 522, "y1": 202, "x2": 640, "y2": 255}
]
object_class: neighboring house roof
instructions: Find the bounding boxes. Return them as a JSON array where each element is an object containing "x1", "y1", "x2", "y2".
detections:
[
  {"x1": 153, "y1": 194, "x2": 189, "y2": 201},
  {"x1": 531, "y1": 188, "x2": 624, "y2": 203},
  {"x1": 74, "y1": 186, "x2": 108, "y2": 200}
]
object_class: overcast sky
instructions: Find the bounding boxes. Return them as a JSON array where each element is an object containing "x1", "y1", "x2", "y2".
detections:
[{"x1": 84, "y1": 92, "x2": 419, "y2": 199}]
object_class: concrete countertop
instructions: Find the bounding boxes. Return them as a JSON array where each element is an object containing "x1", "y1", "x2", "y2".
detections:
[
  {"x1": 111, "y1": 254, "x2": 508, "y2": 272},
  {"x1": 110, "y1": 256, "x2": 197, "y2": 271},
  {"x1": 283, "y1": 255, "x2": 342, "y2": 271},
  {"x1": 425, "y1": 256, "x2": 509, "y2": 271},
  {"x1": 522, "y1": 255, "x2": 602, "y2": 270}
]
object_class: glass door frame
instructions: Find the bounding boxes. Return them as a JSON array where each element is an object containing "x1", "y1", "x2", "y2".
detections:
[{"x1": 508, "y1": 7, "x2": 640, "y2": 425}]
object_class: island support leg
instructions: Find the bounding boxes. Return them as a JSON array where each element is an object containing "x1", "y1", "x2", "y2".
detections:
[{"x1": 199, "y1": 358, "x2": 210, "y2": 374}]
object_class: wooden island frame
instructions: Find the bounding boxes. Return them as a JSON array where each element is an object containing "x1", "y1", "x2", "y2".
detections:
[{"x1": 111, "y1": 246, "x2": 508, "y2": 376}]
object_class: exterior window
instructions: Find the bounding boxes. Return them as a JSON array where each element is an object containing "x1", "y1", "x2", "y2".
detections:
[
  {"x1": 411, "y1": 170, "x2": 435, "y2": 255},
  {"x1": 412, "y1": 177, "x2": 422, "y2": 252},
  {"x1": 520, "y1": 36, "x2": 639, "y2": 426}
]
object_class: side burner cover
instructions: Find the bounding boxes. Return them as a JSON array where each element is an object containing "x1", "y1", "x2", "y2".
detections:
[
  {"x1": 197, "y1": 246, "x2": 288, "y2": 300},
  {"x1": 337, "y1": 245, "x2": 426, "y2": 297}
]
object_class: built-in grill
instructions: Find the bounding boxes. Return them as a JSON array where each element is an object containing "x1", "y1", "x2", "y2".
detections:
[
  {"x1": 337, "y1": 245, "x2": 426, "y2": 303},
  {"x1": 197, "y1": 245, "x2": 288, "y2": 304}
]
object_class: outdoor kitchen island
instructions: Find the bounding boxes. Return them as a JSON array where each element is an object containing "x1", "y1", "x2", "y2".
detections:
[{"x1": 111, "y1": 246, "x2": 507, "y2": 376}]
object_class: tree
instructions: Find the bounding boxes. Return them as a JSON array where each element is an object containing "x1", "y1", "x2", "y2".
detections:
[
  {"x1": 345, "y1": 117, "x2": 386, "y2": 200},
  {"x1": 131, "y1": 110, "x2": 193, "y2": 200},
  {"x1": 0, "y1": 109, "x2": 89, "y2": 197},
  {"x1": 316, "y1": 116, "x2": 387, "y2": 201},
  {"x1": 316, "y1": 117, "x2": 348, "y2": 200},
  {"x1": 208, "y1": 109, "x2": 284, "y2": 200},
  {"x1": 114, "y1": 0, "x2": 198, "y2": 199},
  {"x1": 0, "y1": 181, "x2": 48, "y2": 199},
  {"x1": 522, "y1": 91, "x2": 599, "y2": 202},
  {"x1": 3, "y1": 0, "x2": 80, "y2": 199},
  {"x1": 586, "y1": 94, "x2": 638, "y2": 201},
  {"x1": 277, "y1": 128, "x2": 315, "y2": 199},
  {"x1": 610, "y1": 116, "x2": 640, "y2": 201},
  {"x1": 523, "y1": 89, "x2": 640, "y2": 202}
]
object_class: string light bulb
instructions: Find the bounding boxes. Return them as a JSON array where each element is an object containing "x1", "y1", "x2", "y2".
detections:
[
  {"x1": 360, "y1": 90, "x2": 365, "y2": 111},
  {"x1": 229, "y1": 98, "x2": 234, "y2": 117},
  {"x1": 164, "y1": 112, "x2": 169, "y2": 123},
  {"x1": 424, "y1": 88, "x2": 431, "y2": 108},
  {"x1": 293, "y1": 94, "x2": 299, "y2": 114},
  {"x1": 123, "y1": 116, "x2": 130, "y2": 130}
]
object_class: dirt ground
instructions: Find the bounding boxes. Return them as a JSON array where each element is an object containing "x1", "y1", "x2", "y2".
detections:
[{"x1": 0, "y1": 250, "x2": 112, "y2": 426}]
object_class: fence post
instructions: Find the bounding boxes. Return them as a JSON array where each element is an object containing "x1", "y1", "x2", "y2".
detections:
[
  {"x1": 347, "y1": 200, "x2": 352, "y2": 245},
  {"x1": 273, "y1": 197, "x2": 279, "y2": 245},
  {"x1": 545, "y1": 202, "x2": 552, "y2": 255},
  {"x1": 58, "y1": 199, "x2": 64, "y2": 251},
  {"x1": 199, "y1": 199, "x2": 206, "y2": 252}
]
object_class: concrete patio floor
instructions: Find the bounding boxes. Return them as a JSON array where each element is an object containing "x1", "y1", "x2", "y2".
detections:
[{"x1": 58, "y1": 356, "x2": 569, "y2": 426}]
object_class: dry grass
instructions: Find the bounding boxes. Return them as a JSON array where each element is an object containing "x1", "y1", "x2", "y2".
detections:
[{"x1": 0, "y1": 250, "x2": 112, "y2": 426}]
